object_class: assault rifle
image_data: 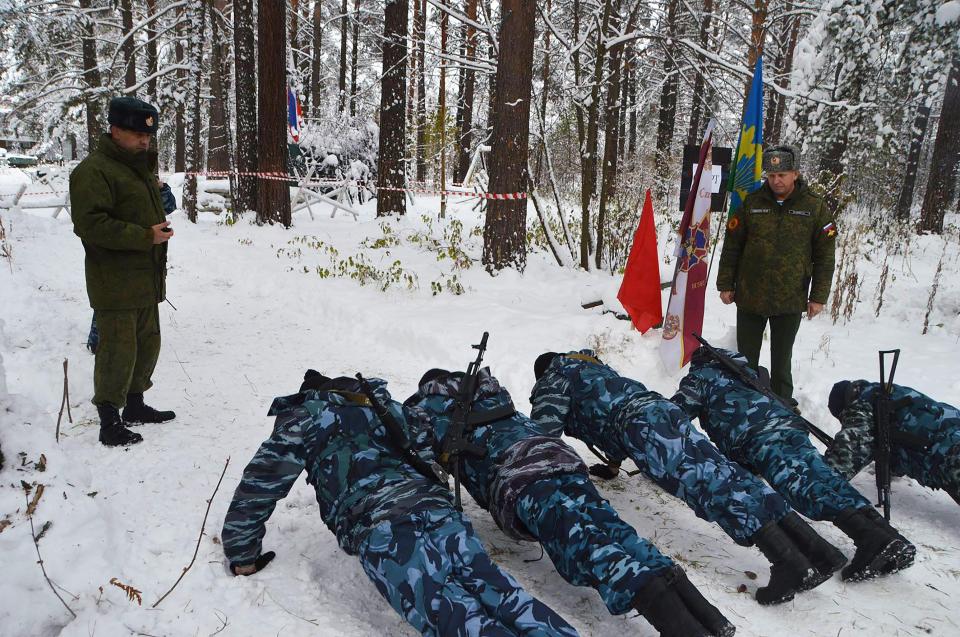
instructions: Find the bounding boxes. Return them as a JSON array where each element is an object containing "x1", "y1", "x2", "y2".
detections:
[
  {"x1": 355, "y1": 373, "x2": 442, "y2": 484},
  {"x1": 692, "y1": 333, "x2": 834, "y2": 447},
  {"x1": 440, "y1": 332, "x2": 492, "y2": 510},
  {"x1": 875, "y1": 349, "x2": 900, "y2": 521}
]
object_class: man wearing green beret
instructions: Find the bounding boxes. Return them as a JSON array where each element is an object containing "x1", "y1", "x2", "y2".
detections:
[
  {"x1": 716, "y1": 144, "x2": 838, "y2": 411},
  {"x1": 70, "y1": 96, "x2": 176, "y2": 447}
]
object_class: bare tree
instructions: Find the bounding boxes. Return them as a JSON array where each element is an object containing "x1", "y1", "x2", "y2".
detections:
[
  {"x1": 310, "y1": 0, "x2": 324, "y2": 115},
  {"x1": 482, "y1": 0, "x2": 535, "y2": 271},
  {"x1": 455, "y1": 0, "x2": 479, "y2": 183},
  {"x1": 145, "y1": 0, "x2": 159, "y2": 101},
  {"x1": 349, "y1": 0, "x2": 361, "y2": 116},
  {"x1": 338, "y1": 0, "x2": 349, "y2": 112},
  {"x1": 414, "y1": 0, "x2": 427, "y2": 182},
  {"x1": 256, "y1": 0, "x2": 291, "y2": 226},
  {"x1": 919, "y1": 54, "x2": 960, "y2": 234},
  {"x1": 233, "y1": 0, "x2": 259, "y2": 216},
  {"x1": 376, "y1": 0, "x2": 409, "y2": 217}
]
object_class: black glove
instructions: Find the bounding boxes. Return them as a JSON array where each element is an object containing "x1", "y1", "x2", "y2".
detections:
[
  {"x1": 588, "y1": 463, "x2": 620, "y2": 480},
  {"x1": 230, "y1": 551, "x2": 276, "y2": 576}
]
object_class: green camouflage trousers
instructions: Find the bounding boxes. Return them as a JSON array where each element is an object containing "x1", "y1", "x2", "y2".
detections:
[{"x1": 92, "y1": 305, "x2": 160, "y2": 407}]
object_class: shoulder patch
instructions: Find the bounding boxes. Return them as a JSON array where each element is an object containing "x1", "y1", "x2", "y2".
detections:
[
  {"x1": 821, "y1": 222, "x2": 837, "y2": 237},
  {"x1": 727, "y1": 216, "x2": 740, "y2": 231}
]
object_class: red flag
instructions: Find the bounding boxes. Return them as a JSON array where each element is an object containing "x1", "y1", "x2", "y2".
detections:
[{"x1": 617, "y1": 189, "x2": 662, "y2": 334}]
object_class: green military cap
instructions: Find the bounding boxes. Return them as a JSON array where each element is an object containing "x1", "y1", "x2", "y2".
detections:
[
  {"x1": 762, "y1": 144, "x2": 800, "y2": 172},
  {"x1": 108, "y1": 96, "x2": 159, "y2": 134}
]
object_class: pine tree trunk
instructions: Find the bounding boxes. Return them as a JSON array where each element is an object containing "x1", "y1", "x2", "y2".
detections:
[
  {"x1": 766, "y1": 5, "x2": 799, "y2": 144},
  {"x1": 349, "y1": 0, "x2": 360, "y2": 117},
  {"x1": 438, "y1": 6, "x2": 448, "y2": 216},
  {"x1": 414, "y1": 0, "x2": 427, "y2": 182},
  {"x1": 291, "y1": 0, "x2": 301, "y2": 78},
  {"x1": 310, "y1": 0, "x2": 324, "y2": 115},
  {"x1": 78, "y1": 0, "x2": 102, "y2": 154},
  {"x1": 257, "y1": 0, "x2": 291, "y2": 226},
  {"x1": 183, "y1": 0, "x2": 208, "y2": 223},
  {"x1": 338, "y1": 0, "x2": 349, "y2": 112},
  {"x1": 120, "y1": 0, "x2": 137, "y2": 89},
  {"x1": 482, "y1": 0, "x2": 535, "y2": 272},
  {"x1": 233, "y1": 0, "x2": 259, "y2": 216},
  {"x1": 919, "y1": 55, "x2": 960, "y2": 234},
  {"x1": 533, "y1": 0, "x2": 551, "y2": 182},
  {"x1": 145, "y1": 0, "x2": 159, "y2": 101},
  {"x1": 744, "y1": 0, "x2": 768, "y2": 99},
  {"x1": 455, "y1": 0, "x2": 479, "y2": 183},
  {"x1": 207, "y1": 0, "x2": 231, "y2": 172},
  {"x1": 376, "y1": 0, "x2": 409, "y2": 217}
]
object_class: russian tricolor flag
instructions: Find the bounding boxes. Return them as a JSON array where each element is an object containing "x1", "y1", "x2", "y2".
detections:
[{"x1": 287, "y1": 87, "x2": 303, "y2": 142}]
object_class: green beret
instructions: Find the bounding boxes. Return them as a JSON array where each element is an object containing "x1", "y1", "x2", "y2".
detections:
[
  {"x1": 108, "y1": 96, "x2": 159, "y2": 134},
  {"x1": 762, "y1": 144, "x2": 800, "y2": 172}
]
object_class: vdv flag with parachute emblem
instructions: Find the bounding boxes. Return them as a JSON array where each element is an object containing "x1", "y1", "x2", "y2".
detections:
[
  {"x1": 660, "y1": 119, "x2": 716, "y2": 372},
  {"x1": 727, "y1": 57, "x2": 764, "y2": 217},
  {"x1": 287, "y1": 87, "x2": 303, "y2": 142}
]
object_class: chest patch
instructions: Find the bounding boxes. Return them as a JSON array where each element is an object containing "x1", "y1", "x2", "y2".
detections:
[
  {"x1": 787, "y1": 209, "x2": 812, "y2": 217},
  {"x1": 749, "y1": 208, "x2": 772, "y2": 215}
]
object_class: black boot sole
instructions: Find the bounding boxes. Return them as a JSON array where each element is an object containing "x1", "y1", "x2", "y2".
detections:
[{"x1": 842, "y1": 538, "x2": 916, "y2": 582}]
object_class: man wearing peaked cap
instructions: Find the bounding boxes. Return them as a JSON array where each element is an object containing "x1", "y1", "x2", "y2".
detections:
[
  {"x1": 70, "y1": 96, "x2": 176, "y2": 447},
  {"x1": 716, "y1": 143, "x2": 838, "y2": 410}
]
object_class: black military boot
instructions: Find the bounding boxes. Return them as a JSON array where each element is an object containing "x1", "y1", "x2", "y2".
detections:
[
  {"x1": 833, "y1": 507, "x2": 916, "y2": 582},
  {"x1": 122, "y1": 392, "x2": 176, "y2": 425},
  {"x1": 779, "y1": 512, "x2": 847, "y2": 582},
  {"x1": 633, "y1": 566, "x2": 735, "y2": 637},
  {"x1": 752, "y1": 520, "x2": 819, "y2": 605},
  {"x1": 672, "y1": 567, "x2": 736, "y2": 637},
  {"x1": 98, "y1": 404, "x2": 143, "y2": 447}
]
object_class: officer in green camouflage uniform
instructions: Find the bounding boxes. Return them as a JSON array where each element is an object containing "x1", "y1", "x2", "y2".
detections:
[
  {"x1": 70, "y1": 97, "x2": 176, "y2": 447},
  {"x1": 717, "y1": 145, "x2": 837, "y2": 406}
]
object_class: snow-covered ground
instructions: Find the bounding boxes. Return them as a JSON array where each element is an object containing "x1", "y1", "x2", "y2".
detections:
[{"x1": 1, "y1": 184, "x2": 958, "y2": 637}]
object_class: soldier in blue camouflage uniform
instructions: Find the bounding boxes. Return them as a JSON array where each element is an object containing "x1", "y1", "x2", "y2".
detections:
[
  {"x1": 406, "y1": 368, "x2": 735, "y2": 637},
  {"x1": 531, "y1": 351, "x2": 840, "y2": 605},
  {"x1": 222, "y1": 371, "x2": 579, "y2": 637},
  {"x1": 673, "y1": 347, "x2": 916, "y2": 582},
  {"x1": 826, "y1": 380, "x2": 960, "y2": 504}
]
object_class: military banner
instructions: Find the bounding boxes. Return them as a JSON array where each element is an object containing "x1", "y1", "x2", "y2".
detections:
[
  {"x1": 660, "y1": 119, "x2": 715, "y2": 371},
  {"x1": 727, "y1": 57, "x2": 764, "y2": 217}
]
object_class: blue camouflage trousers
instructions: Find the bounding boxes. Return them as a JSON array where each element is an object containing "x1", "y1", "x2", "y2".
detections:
[
  {"x1": 740, "y1": 426, "x2": 870, "y2": 520},
  {"x1": 616, "y1": 399, "x2": 790, "y2": 546},
  {"x1": 358, "y1": 507, "x2": 579, "y2": 637},
  {"x1": 515, "y1": 473, "x2": 673, "y2": 615},
  {"x1": 616, "y1": 398, "x2": 790, "y2": 545}
]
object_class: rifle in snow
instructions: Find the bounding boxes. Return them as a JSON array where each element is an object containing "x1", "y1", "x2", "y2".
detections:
[
  {"x1": 692, "y1": 333, "x2": 834, "y2": 447},
  {"x1": 874, "y1": 350, "x2": 899, "y2": 521},
  {"x1": 355, "y1": 373, "x2": 442, "y2": 484},
  {"x1": 440, "y1": 332, "x2": 492, "y2": 510}
]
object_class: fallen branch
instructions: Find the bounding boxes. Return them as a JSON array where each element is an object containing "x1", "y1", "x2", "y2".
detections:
[
  {"x1": 152, "y1": 457, "x2": 230, "y2": 608},
  {"x1": 26, "y1": 483, "x2": 45, "y2": 515},
  {"x1": 55, "y1": 358, "x2": 72, "y2": 443},
  {"x1": 24, "y1": 487, "x2": 76, "y2": 618},
  {"x1": 110, "y1": 577, "x2": 143, "y2": 605}
]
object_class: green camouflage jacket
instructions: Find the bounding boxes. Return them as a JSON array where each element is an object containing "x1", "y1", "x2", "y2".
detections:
[
  {"x1": 717, "y1": 180, "x2": 836, "y2": 316},
  {"x1": 70, "y1": 134, "x2": 167, "y2": 310}
]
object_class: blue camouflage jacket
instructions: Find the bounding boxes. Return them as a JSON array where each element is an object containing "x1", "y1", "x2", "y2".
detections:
[
  {"x1": 672, "y1": 348, "x2": 801, "y2": 450},
  {"x1": 222, "y1": 377, "x2": 453, "y2": 566},
  {"x1": 529, "y1": 350, "x2": 665, "y2": 463},
  {"x1": 405, "y1": 368, "x2": 567, "y2": 510},
  {"x1": 826, "y1": 380, "x2": 960, "y2": 489}
]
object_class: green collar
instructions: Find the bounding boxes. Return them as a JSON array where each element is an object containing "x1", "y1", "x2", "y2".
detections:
[{"x1": 97, "y1": 133, "x2": 158, "y2": 175}]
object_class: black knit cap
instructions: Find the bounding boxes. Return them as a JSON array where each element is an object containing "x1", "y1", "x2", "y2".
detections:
[
  {"x1": 534, "y1": 352, "x2": 560, "y2": 381},
  {"x1": 300, "y1": 369, "x2": 331, "y2": 393},
  {"x1": 108, "y1": 96, "x2": 159, "y2": 133},
  {"x1": 828, "y1": 381, "x2": 852, "y2": 420}
]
